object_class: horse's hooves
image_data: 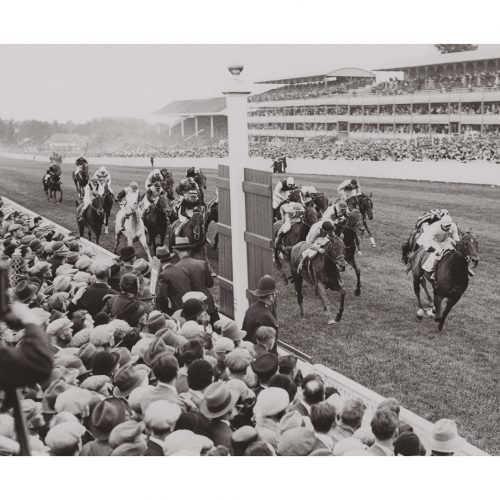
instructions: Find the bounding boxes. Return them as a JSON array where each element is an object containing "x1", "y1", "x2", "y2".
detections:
[
  {"x1": 354, "y1": 289, "x2": 361, "y2": 297},
  {"x1": 328, "y1": 319, "x2": 337, "y2": 325}
]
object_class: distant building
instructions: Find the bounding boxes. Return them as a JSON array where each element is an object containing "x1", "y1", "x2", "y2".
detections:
[{"x1": 45, "y1": 133, "x2": 89, "y2": 155}]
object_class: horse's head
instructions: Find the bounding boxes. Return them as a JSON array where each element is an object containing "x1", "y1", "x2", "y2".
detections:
[
  {"x1": 287, "y1": 189, "x2": 303, "y2": 204},
  {"x1": 195, "y1": 171, "x2": 207, "y2": 189},
  {"x1": 302, "y1": 206, "x2": 319, "y2": 226},
  {"x1": 191, "y1": 210, "x2": 204, "y2": 241},
  {"x1": 324, "y1": 235, "x2": 346, "y2": 272},
  {"x1": 347, "y1": 209, "x2": 365, "y2": 237},
  {"x1": 359, "y1": 194, "x2": 374, "y2": 220},
  {"x1": 92, "y1": 195, "x2": 105, "y2": 216},
  {"x1": 458, "y1": 232, "x2": 480, "y2": 268}
]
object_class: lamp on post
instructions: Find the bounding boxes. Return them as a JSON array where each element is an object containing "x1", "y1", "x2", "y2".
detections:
[{"x1": 223, "y1": 64, "x2": 251, "y2": 326}]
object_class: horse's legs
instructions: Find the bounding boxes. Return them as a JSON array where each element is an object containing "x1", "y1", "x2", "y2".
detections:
[
  {"x1": 347, "y1": 256, "x2": 361, "y2": 296},
  {"x1": 363, "y1": 218, "x2": 376, "y2": 247},
  {"x1": 433, "y1": 293, "x2": 443, "y2": 322},
  {"x1": 316, "y1": 281, "x2": 335, "y2": 324},
  {"x1": 420, "y1": 278, "x2": 434, "y2": 316},
  {"x1": 138, "y1": 233, "x2": 152, "y2": 261},
  {"x1": 114, "y1": 232, "x2": 122, "y2": 254},
  {"x1": 335, "y1": 286, "x2": 346, "y2": 323},
  {"x1": 293, "y1": 273, "x2": 305, "y2": 318},
  {"x1": 59, "y1": 190, "x2": 63, "y2": 203},
  {"x1": 437, "y1": 293, "x2": 461, "y2": 332},
  {"x1": 413, "y1": 275, "x2": 425, "y2": 320}
]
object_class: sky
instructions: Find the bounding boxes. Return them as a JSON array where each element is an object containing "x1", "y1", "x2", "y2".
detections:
[{"x1": 0, "y1": 44, "x2": 493, "y2": 123}]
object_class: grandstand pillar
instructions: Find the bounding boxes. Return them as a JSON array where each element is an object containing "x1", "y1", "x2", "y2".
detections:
[
  {"x1": 223, "y1": 65, "x2": 251, "y2": 326},
  {"x1": 210, "y1": 115, "x2": 214, "y2": 138},
  {"x1": 195, "y1": 116, "x2": 199, "y2": 137},
  {"x1": 181, "y1": 119, "x2": 185, "y2": 137}
]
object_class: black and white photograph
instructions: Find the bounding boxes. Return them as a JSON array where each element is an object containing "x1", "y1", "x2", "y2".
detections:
[{"x1": 0, "y1": 4, "x2": 498, "y2": 497}]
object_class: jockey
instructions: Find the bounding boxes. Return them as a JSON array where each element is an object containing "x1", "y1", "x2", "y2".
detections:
[
  {"x1": 297, "y1": 220, "x2": 335, "y2": 273},
  {"x1": 43, "y1": 163, "x2": 61, "y2": 184},
  {"x1": 145, "y1": 169, "x2": 163, "y2": 190},
  {"x1": 77, "y1": 178, "x2": 100, "y2": 223},
  {"x1": 301, "y1": 185, "x2": 318, "y2": 206},
  {"x1": 415, "y1": 208, "x2": 449, "y2": 232},
  {"x1": 337, "y1": 179, "x2": 362, "y2": 201},
  {"x1": 143, "y1": 181, "x2": 163, "y2": 215},
  {"x1": 273, "y1": 177, "x2": 297, "y2": 210},
  {"x1": 416, "y1": 214, "x2": 460, "y2": 285},
  {"x1": 274, "y1": 201, "x2": 306, "y2": 249},
  {"x1": 74, "y1": 156, "x2": 88, "y2": 175},
  {"x1": 116, "y1": 181, "x2": 141, "y2": 234},
  {"x1": 322, "y1": 200, "x2": 349, "y2": 225},
  {"x1": 175, "y1": 190, "x2": 202, "y2": 236},
  {"x1": 92, "y1": 166, "x2": 114, "y2": 196}
]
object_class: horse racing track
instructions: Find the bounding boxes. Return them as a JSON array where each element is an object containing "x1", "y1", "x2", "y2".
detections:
[{"x1": 1, "y1": 156, "x2": 498, "y2": 454}]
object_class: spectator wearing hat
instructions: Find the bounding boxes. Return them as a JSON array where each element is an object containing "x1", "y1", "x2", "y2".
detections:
[
  {"x1": 310, "y1": 402, "x2": 337, "y2": 451},
  {"x1": 367, "y1": 409, "x2": 399, "y2": 456},
  {"x1": 428, "y1": 418, "x2": 463, "y2": 456},
  {"x1": 176, "y1": 339, "x2": 204, "y2": 393},
  {"x1": 251, "y1": 353, "x2": 279, "y2": 396},
  {"x1": 183, "y1": 359, "x2": 214, "y2": 410},
  {"x1": 292, "y1": 373, "x2": 325, "y2": 417},
  {"x1": 144, "y1": 400, "x2": 182, "y2": 456},
  {"x1": 140, "y1": 354, "x2": 187, "y2": 413},
  {"x1": 12, "y1": 280, "x2": 39, "y2": 307},
  {"x1": 200, "y1": 381, "x2": 239, "y2": 449},
  {"x1": 268, "y1": 373, "x2": 297, "y2": 404},
  {"x1": 231, "y1": 426, "x2": 259, "y2": 456},
  {"x1": 180, "y1": 298, "x2": 209, "y2": 329},
  {"x1": 224, "y1": 347, "x2": 256, "y2": 388},
  {"x1": 221, "y1": 321, "x2": 246, "y2": 347},
  {"x1": 47, "y1": 241, "x2": 69, "y2": 275},
  {"x1": 242, "y1": 274, "x2": 279, "y2": 348},
  {"x1": 118, "y1": 246, "x2": 137, "y2": 274},
  {"x1": 254, "y1": 387, "x2": 290, "y2": 449},
  {"x1": 109, "y1": 420, "x2": 147, "y2": 456},
  {"x1": 45, "y1": 422, "x2": 86, "y2": 456},
  {"x1": 394, "y1": 431, "x2": 426, "y2": 456},
  {"x1": 330, "y1": 398, "x2": 366, "y2": 444},
  {"x1": 101, "y1": 273, "x2": 146, "y2": 328},
  {"x1": 254, "y1": 326, "x2": 276, "y2": 357},
  {"x1": 174, "y1": 244, "x2": 218, "y2": 325},
  {"x1": 92, "y1": 350, "x2": 121, "y2": 377},
  {"x1": 70, "y1": 261, "x2": 117, "y2": 317},
  {"x1": 277, "y1": 427, "x2": 325, "y2": 456},
  {"x1": 46, "y1": 317, "x2": 74, "y2": 349},
  {"x1": 156, "y1": 246, "x2": 190, "y2": 315}
]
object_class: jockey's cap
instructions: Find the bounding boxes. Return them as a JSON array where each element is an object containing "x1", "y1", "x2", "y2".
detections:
[
  {"x1": 336, "y1": 201, "x2": 348, "y2": 211},
  {"x1": 153, "y1": 169, "x2": 161, "y2": 175},
  {"x1": 98, "y1": 166, "x2": 107, "y2": 173},
  {"x1": 194, "y1": 167, "x2": 201, "y2": 174},
  {"x1": 153, "y1": 181, "x2": 161, "y2": 188},
  {"x1": 322, "y1": 221, "x2": 334, "y2": 232},
  {"x1": 286, "y1": 177, "x2": 295, "y2": 187},
  {"x1": 440, "y1": 214, "x2": 453, "y2": 227},
  {"x1": 129, "y1": 181, "x2": 138, "y2": 189},
  {"x1": 75, "y1": 157, "x2": 87, "y2": 166}
]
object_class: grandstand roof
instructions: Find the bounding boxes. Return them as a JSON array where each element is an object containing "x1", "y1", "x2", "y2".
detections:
[
  {"x1": 45, "y1": 133, "x2": 87, "y2": 144},
  {"x1": 256, "y1": 67, "x2": 375, "y2": 84},
  {"x1": 155, "y1": 97, "x2": 227, "y2": 116},
  {"x1": 374, "y1": 46, "x2": 500, "y2": 71}
]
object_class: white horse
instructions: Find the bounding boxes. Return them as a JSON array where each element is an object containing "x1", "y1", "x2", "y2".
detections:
[{"x1": 114, "y1": 203, "x2": 151, "y2": 261}]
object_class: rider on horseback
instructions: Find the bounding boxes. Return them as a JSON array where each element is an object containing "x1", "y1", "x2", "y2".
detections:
[
  {"x1": 77, "y1": 178, "x2": 100, "y2": 223},
  {"x1": 301, "y1": 185, "x2": 318, "y2": 206},
  {"x1": 143, "y1": 181, "x2": 163, "y2": 217},
  {"x1": 43, "y1": 163, "x2": 61, "y2": 185},
  {"x1": 415, "y1": 208, "x2": 449, "y2": 232},
  {"x1": 273, "y1": 177, "x2": 297, "y2": 212},
  {"x1": 274, "y1": 200, "x2": 306, "y2": 249},
  {"x1": 92, "y1": 166, "x2": 115, "y2": 197},
  {"x1": 75, "y1": 156, "x2": 88, "y2": 175},
  {"x1": 416, "y1": 214, "x2": 461, "y2": 286},
  {"x1": 321, "y1": 200, "x2": 349, "y2": 225},
  {"x1": 175, "y1": 189, "x2": 202, "y2": 236},
  {"x1": 297, "y1": 220, "x2": 335, "y2": 273},
  {"x1": 337, "y1": 179, "x2": 362, "y2": 201},
  {"x1": 116, "y1": 181, "x2": 141, "y2": 234},
  {"x1": 145, "y1": 168, "x2": 163, "y2": 190}
]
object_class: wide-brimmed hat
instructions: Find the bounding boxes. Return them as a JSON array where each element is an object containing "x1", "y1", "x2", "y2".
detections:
[
  {"x1": 112, "y1": 347, "x2": 139, "y2": 368},
  {"x1": 181, "y1": 298, "x2": 207, "y2": 321},
  {"x1": 252, "y1": 274, "x2": 277, "y2": 297},
  {"x1": 77, "y1": 343, "x2": 98, "y2": 370},
  {"x1": 181, "y1": 291, "x2": 207, "y2": 304},
  {"x1": 119, "y1": 246, "x2": 136, "y2": 261},
  {"x1": 155, "y1": 246, "x2": 175, "y2": 262},
  {"x1": 143, "y1": 311, "x2": 168, "y2": 334},
  {"x1": 133, "y1": 258, "x2": 151, "y2": 277},
  {"x1": 172, "y1": 236, "x2": 192, "y2": 250},
  {"x1": 428, "y1": 419, "x2": 463, "y2": 453},
  {"x1": 199, "y1": 381, "x2": 239, "y2": 419},
  {"x1": 89, "y1": 399, "x2": 127, "y2": 441},
  {"x1": 221, "y1": 321, "x2": 247, "y2": 342},
  {"x1": 113, "y1": 364, "x2": 149, "y2": 398},
  {"x1": 12, "y1": 280, "x2": 38, "y2": 303}
]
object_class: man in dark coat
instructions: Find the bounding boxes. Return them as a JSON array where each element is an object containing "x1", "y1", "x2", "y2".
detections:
[
  {"x1": 173, "y1": 238, "x2": 219, "y2": 324},
  {"x1": 242, "y1": 275, "x2": 279, "y2": 349},
  {"x1": 69, "y1": 261, "x2": 117, "y2": 317},
  {"x1": 155, "y1": 246, "x2": 191, "y2": 315}
]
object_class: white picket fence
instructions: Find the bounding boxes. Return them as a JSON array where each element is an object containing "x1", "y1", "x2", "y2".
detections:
[{"x1": 1, "y1": 195, "x2": 488, "y2": 456}]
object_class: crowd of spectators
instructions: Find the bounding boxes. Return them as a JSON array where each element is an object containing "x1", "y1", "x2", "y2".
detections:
[
  {"x1": 0, "y1": 199, "x2": 469, "y2": 456},
  {"x1": 249, "y1": 135, "x2": 500, "y2": 162}
]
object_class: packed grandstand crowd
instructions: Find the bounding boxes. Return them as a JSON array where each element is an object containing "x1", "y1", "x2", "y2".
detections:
[
  {"x1": 249, "y1": 69, "x2": 500, "y2": 102},
  {"x1": 0, "y1": 200, "x2": 467, "y2": 456}
]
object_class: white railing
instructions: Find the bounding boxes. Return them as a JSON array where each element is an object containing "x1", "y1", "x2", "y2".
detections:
[{"x1": 2, "y1": 195, "x2": 488, "y2": 456}]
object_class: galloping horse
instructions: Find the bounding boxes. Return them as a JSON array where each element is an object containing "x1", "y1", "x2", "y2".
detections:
[
  {"x1": 273, "y1": 188, "x2": 303, "y2": 222},
  {"x1": 205, "y1": 197, "x2": 219, "y2": 249},
  {"x1": 273, "y1": 205, "x2": 319, "y2": 284},
  {"x1": 143, "y1": 193, "x2": 170, "y2": 254},
  {"x1": 345, "y1": 193, "x2": 376, "y2": 247},
  {"x1": 309, "y1": 192, "x2": 329, "y2": 216},
  {"x1": 114, "y1": 204, "x2": 151, "y2": 261},
  {"x1": 43, "y1": 172, "x2": 63, "y2": 203},
  {"x1": 73, "y1": 164, "x2": 89, "y2": 200},
  {"x1": 335, "y1": 209, "x2": 365, "y2": 297},
  {"x1": 409, "y1": 231, "x2": 479, "y2": 331},
  {"x1": 160, "y1": 169, "x2": 175, "y2": 201},
  {"x1": 102, "y1": 186, "x2": 114, "y2": 234},
  {"x1": 171, "y1": 209, "x2": 207, "y2": 260},
  {"x1": 290, "y1": 237, "x2": 346, "y2": 325},
  {"x1": 77, "y1": 195, "x2": 104, "y2": 244}
]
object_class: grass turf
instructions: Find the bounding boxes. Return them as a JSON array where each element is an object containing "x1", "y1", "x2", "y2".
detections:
[{"x1": 1, "y1": 157, "x2": 498, "y2": 454}]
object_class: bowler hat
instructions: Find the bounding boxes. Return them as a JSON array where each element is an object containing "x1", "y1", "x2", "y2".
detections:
[
  {"x1": 181, "y1": 298, "x2": 207, "y2": 321},
  {"x1": 77, "y1": 343, "x2": 98, "y2": 370},
  {"x1": 92, "y1": 351, "x2": 121, "y2": 376},
  {"x1": 252, "y1": 274, "x2": 277, "y2": 297},
  {"x1": 155, "y1": 246, "x2": 174, "y2": 262},
  {"x1": 199, "y1": 382, "x2": 239, "y2": 419},
  {"x1": 119, "y1": 246, "x2": 136, "y2": 262}
]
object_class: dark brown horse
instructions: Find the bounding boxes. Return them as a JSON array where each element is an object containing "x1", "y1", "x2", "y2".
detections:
[
  {"x1": 143, "y1": 193, "x2": 170, "y2": 254},
  {"x1": 205, "y1": 197, "x2": 219, "y2": 249},
  {"x1": 102, "y1": 186, "x2": 114, "y2": 234},
  {"x1": 72, "y1": 164, "x2": 89, "y2": 200},
  {"x1": 290, "y1": 237, "x2": 346, "y2": 325},
  {"x1": 77, "y1": 195, "x2": 104, "y2": 244},
  {"x1": 345, "y1": 193, "x2": 376, "y2": 247},
  {"x1": 410, "y1": 232, "x2": 479, "y2": 331},
  {"x1": 273, "y1": 206, "x2": 319, "y2": 284},
  {"x1": 335, "y1": 209, "x2": 365, "y2": 296},
  {"x1": 309, "y1": 192, "x2": 329, "y2": 216},
  {"x1": 160, "y1": 169, "x2": 175, "y2": 201},
  {"x1": 273, "y1": 189, "x2": 303, "y2": 222},
  {"x1": 171, "y1": 209, "x2": 207, "y2": 260},
  {"x1": 43, "y1": 172, "x2": 63, "y2": 203}
]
